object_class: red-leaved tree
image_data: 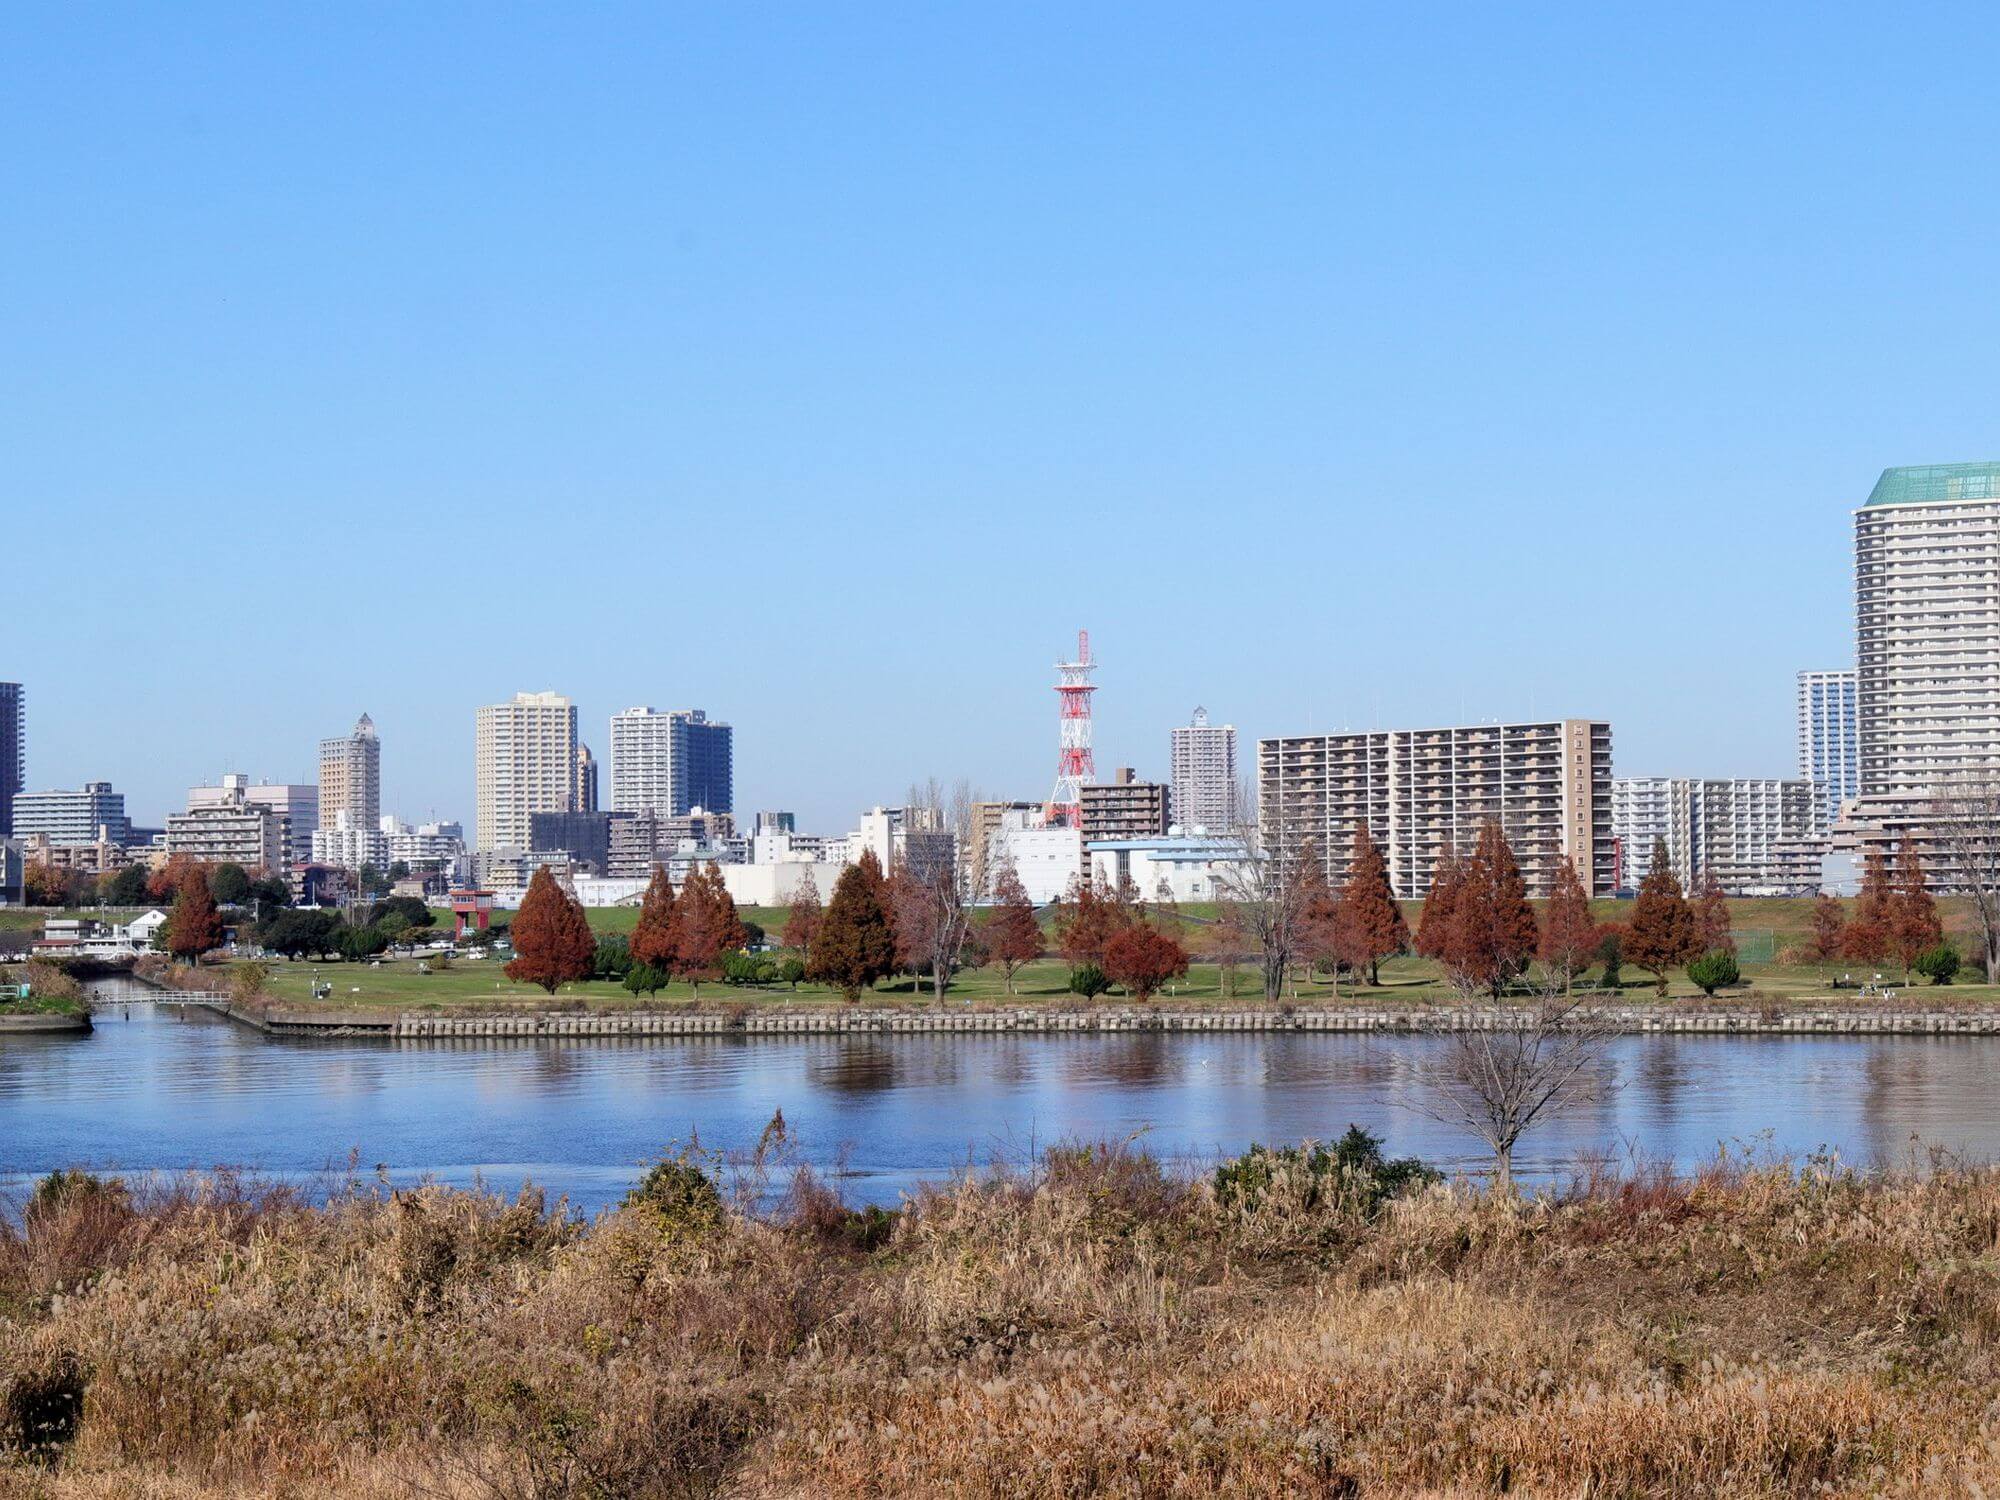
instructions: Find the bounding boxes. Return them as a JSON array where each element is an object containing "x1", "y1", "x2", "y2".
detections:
[
  {"x1": 166, "y1": 865, "x2": 225, "y2": 965},
  {"x1": 669, "y1": 862, "x2": 746, "y2": 998},
  {"x1": 505, "y1": 865, "x2": 597, "y2": 995},
  {"x1": 1333, "y1": 823, "x2": 1408, "y2": 985},
  {"x1": 1622, "y1": 842, "x2": 1698, "y2": 995},
  {"x1": 809, "y1": 851, "x2": 898, "y2": 1001},
  {"x1": 986, "y1": 860, "x2": 1043, "y2": 995},
  {"x1": 1102, "y1": 921, "x2": 1190, "y2": 1002},
  {"x1": 782, "y1": 866, "x2": 822, "y2": 951},
  {"x1": 629, "y1": 864, "x2": 676, "y2": 973},
  {"x1": 1809, "y1": 893, "x2": 1846, "y2": 963},
  {"x1": 1843, "y1": 849, "x2": 1894, "y2": 965},
  {"x1": 1538, "y1": 856, "x2": 1598, "y2": 995},
  {"x1": 1889, "y1": 832, "x2": 1942, "y2": 981},
  {"x1": 1691, "y1": 871, "x2": 1734, "y2": 956}
]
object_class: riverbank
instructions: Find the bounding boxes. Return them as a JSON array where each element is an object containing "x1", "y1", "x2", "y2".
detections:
[
  {"x1": 6, "y1": 1143, "x2": 2000, "y2": 1494},
  {"x1": 120, "y1": 966, "x2": 2000, "y2": 1039}
]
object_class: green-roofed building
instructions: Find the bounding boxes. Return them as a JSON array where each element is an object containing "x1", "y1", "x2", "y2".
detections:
[
  {"x1": 1854, "y1": 463, "x2": 2000, "y2": 805},
  {"x1": 1863, "y1": 461, "x2": 2000, "y2": 509}
]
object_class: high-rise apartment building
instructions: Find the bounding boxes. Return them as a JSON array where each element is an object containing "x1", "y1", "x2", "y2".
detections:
[
  {"x1": 319, "y1": 714, "x2": 381, "y2": 831},
  {"x1": 11, "y1": 782, "x2": 131, "y2": 847},
  {"x1": 1260, "y1": 719, "x2": 1613, "y2": 898},
  {"x1": 0, "y1": 684, "x2": 21, "y2": 838},
  {"x1": 1170, "y1": 708, "x2": 1236, "y2": 834},
  {"x1": 1080, "y1": 768, "x2": 1171, "y2": 845},
  {"x1": 609, "y1": 707, "x2": 733, "y2": 817},
  {"x1": 1797, "y1": 669, "x2": 1858, "y2": 829},
  {"x1": 574, "y1": 744, "x2": 599, "y2": 814},
  {"x1": 475, "y1": 692, "x2": 579, "y2": 851},
  {"x1": 1613, "y1": 776, "x2": 1820, "y2": 895},
  {"x1": 1856, "y1": 464, "x2": 2000, "y2": 801}
]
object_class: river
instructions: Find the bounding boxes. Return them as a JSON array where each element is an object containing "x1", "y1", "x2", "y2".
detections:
[{"x1": 3, "y1": 978, "x2": 1998, "y2": 1214}]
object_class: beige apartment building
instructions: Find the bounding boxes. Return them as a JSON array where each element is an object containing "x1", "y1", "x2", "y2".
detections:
[
  {"x1": 475, "y1": 692, "x2": 579, "y2": 852},
  {"x1": 1081, "y1": 768, "x2": 1172, "y2": 845},
  {"x1": 1259, "y1": 718, "x2": 1613, "y2": 898},
  {"x1": 318, "y1": 714, "x2": 380, "y2": 832}
]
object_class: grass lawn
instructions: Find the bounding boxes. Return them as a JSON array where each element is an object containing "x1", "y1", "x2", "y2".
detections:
[{"x1": 232, "y1": 946, "x2": 2000, "y2": 1014}]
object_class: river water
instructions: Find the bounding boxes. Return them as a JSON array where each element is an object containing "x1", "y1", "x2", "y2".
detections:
[{"x1": 4, "y1": 980, "x2": 2000, "y2": 1214}]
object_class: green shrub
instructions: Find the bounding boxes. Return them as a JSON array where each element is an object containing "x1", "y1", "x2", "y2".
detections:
[
  {"x1": 594, "y1": 934, "x2": 633, "y2": 981},
  {"x1": 623, "y1": 962, "x2": 668, "y2": 998},
  {"x1": 1213, "y1": 1124, "x2": 1435, "y2": 1221},
  {"x1": 1068, "y1": 963, "x2": 1111, "y2": 999},
  {"x1": 626, "y1": 1158, "x2": 724, "y2": 1240},
  {"x1": 1915, "y1": 943, "x2": 1962, "y2": 986},
  {"x1": 778, "y1": 957, "x2": 806, "y2": 990},
  {"x1": 1686, "y1": 948, "x2": 1740, "y2": 995}
]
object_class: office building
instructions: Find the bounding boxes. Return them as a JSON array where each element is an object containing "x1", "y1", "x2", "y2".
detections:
[
  {"x1": 1080, "y1": 767, "x2": 1171, "y2": 845},
  {"x1": 1260, "y1": 719, "x2": 1613, "y2": 898},
  {"x1": 1613, "y1": 777, "x2": 1820, "y2": 895},
  {"x1": 574, "y1": 744, "x2": 599, "y2": 814},
  {"x1": 1798, "y1": 669, "x2": 1859, "y2": 830},
  {"x1": 166, "y1": 786, "x2": 286, "y2": 870},
  {"x1": 531, "y1": 810, "x2": 613, "y2": 875},
  {"x1": 1170, "y1": 707, "x2": 1236, "y2": 834},
  {"x1": 609, "y1": 707, "x2": 733, "y2": 817},
  {"x1": 188, "y1": 776, "x2": 318, "y2": 864},
  {"x1": 475, "y1": 692, "x2": 579, "y2": 851},
  {"x1": 318, "y1": 714, "x2": 381, "y2": 831},
  {"x1": 0, "y1": 684, "x2": 20, "y2": 838},
  {"x1": 11, "y1": 782, "x2": 130, "y2": 847}
]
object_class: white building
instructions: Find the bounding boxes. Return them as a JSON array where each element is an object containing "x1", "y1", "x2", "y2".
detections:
[
  {"x1": 382, "y1": 816, "x2": 467, "y2": 871},
  {"x1": 848, "y1": 804, "x2": 955, "y2": 880},
  {"x1": 1797, "y1": 669, "x2": 1858, "y2": 831},
  {"x1": 1086, "y1": 834, "x2": 1248, "y2": 905},
  {"x1": 1170, "y1": 707, "x2": 1237, "y2": 834},
  {"x1": 989, "y1": 819, "x2": 1082, "y2": 905},
  {"x1": 1612, "y1": 776, "x2": 1820, "y2": 895},
  {"x1": 311, "y1": 811, "x2": 389, "y2": 871},
  {"x1": 11, "y1": 781, "x2": 131, "y2": 846},
  {"x1": 1856, "y1": 465, "x2": 2000, "y2": 800},
  {"x1": 189, "y1": 775, "x2": 318, "y2": 865},
  {"x1": 475, "y1": 692, "x2": 578, "y2": 852},
  {"x1": 318, "y1": 714, "x2": 381, "y2": 832}
]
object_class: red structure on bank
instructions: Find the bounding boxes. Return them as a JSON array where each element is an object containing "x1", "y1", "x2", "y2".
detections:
[{"x1": 1042, "y1": 629, "x2": 1097, "y2": 829}]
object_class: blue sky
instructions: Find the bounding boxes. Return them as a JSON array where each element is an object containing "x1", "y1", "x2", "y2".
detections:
[{"x1": 6, "y1": 4, "x2": 1997, "y2": 829}]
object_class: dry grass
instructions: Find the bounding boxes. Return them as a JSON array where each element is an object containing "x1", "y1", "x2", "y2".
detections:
[{"x1": 9, "y1": 1141, "x2": 2000, "y2": 1496}]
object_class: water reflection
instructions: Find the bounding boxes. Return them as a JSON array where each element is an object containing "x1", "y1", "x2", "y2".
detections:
[{"x1": 8, "y1": 981, "x2": 2000, "y2": 1213}]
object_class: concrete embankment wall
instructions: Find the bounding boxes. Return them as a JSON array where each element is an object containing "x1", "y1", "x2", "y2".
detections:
[
  {"x1": 0, "y1": 1011, "x2": 92, "y2": 1034},
  {"x1": 385, "y1": 1006, "x2": 2000, "y2": 1040}
]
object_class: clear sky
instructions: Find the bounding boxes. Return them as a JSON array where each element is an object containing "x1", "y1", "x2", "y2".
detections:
[{"x1": 7, "y1": 4, "x2": 1998, "y2": 830}]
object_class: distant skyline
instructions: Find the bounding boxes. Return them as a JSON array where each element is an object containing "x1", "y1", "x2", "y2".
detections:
[{"x1": 10, "y1": 4, "x2": 1996, "y2": 829}]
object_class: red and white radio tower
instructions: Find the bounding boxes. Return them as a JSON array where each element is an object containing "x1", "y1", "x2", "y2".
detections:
[{"x1": 1042, "y1": 629, "x2": 1097, "y2": 828}]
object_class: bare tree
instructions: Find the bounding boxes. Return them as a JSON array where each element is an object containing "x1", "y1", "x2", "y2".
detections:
[
  {"x1": 1928, "y1": 771, "x2": 2000, "y2": 982},
  {"x1": 1212, "y1": 773, "x2": 1312, "y2": 1002},
  {"x1": 1420, "y1": 982, "x2": 1617, "y2": 1196},
  {"x1": 902, "y1": 778, "x2": 988, "y2": 1004}
]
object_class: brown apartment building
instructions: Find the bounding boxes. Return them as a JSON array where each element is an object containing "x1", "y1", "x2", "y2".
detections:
[
  {"x1": 1080, "y1": 768, "x2": 1172, "y2": 845},
  {"x1": 1258, "y1": 718, "x2": 1613, "y2": 898}
]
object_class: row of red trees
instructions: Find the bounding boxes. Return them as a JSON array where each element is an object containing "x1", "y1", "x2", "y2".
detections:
[
  {"x1": 1805, "y1": 834, "x2": 1942, "y2": 976},
  {"x1": 778, "y1": 851, "x2": 1053, "y2": 1002}
]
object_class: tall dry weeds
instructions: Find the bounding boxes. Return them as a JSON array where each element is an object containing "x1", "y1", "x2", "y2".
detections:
[{"x1": 7, "y1": 1148, "x2": 2000, "y2": 1495}]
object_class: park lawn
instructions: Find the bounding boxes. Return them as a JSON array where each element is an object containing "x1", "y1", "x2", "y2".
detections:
[{"x1": 233, "y1": 946, "x2": 2000, "y2": 1013}]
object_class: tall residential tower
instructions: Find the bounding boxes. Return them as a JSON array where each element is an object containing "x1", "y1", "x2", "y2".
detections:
[
  {"x1": 475, "y1": 692, "x2": 579, "y2": 851},
  {"x1": 0, "y1": 684, "x2": 21, "y2": 838},
  {"x1": 1797, "y1": 669, "x2": 1858, "y2": 829},
  {"x1": 609, "y1": 707, "x2": 733, "y2": 817},
  {"x1": 1170, "y1": 707, "x2": 1236, "y2": 834},
  {"x1": 319, "y1": 714, "x2": 381, "y2": 832}
]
